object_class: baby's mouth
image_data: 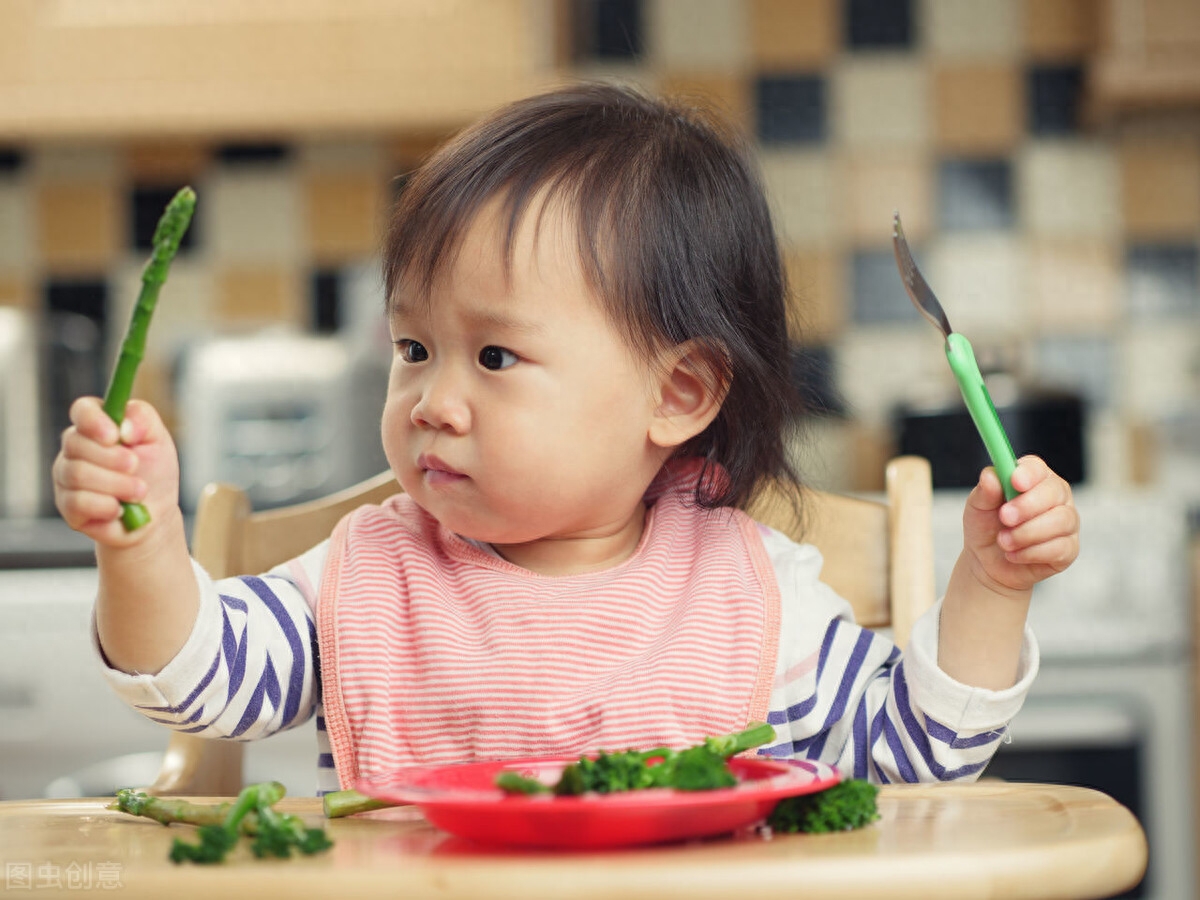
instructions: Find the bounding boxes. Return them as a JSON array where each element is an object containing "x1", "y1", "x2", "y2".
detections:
[{"x1": 418, "y1": 453, "x2": 467, "y2": 485}]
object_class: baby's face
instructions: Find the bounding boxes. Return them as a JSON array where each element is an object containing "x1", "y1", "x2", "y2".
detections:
[{"x1": 382, "y1": 197, "x2": 670, "y2": 567}]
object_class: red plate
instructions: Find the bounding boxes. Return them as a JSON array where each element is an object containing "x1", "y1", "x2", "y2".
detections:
[{"x1": 357, "y1": 756, "x2": 841, "y2": 849}]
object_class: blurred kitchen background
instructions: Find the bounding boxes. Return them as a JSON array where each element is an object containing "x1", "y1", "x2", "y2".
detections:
[{"x1": 1, "y1": 1, "x2": 1198, "y2": 896}]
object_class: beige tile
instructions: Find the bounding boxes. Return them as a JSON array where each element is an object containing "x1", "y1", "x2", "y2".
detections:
[
  {"x1": 0, "y1": 276, "x2": 29, "y2": 309},
  {"x1": 0, "y1": 180, "x2": 31, "y2": 273},
  {"x1": 31, "y1": 145, "x2": 120, "y2": 180},
  {"x1": 1019, "y1": 141, "x2": 1120, "y2": 237},
  {"x1": 1118, "y1": 325, "x2": 1200, "y2": 418},
  {"x1": 298, "y1": 140, "x2": 384, "y2": 172},
  {"x1": 925, "y1": 233, "x2": 1029, "y2": 337},
  {"x1": 126, "y1": 141, "x2": 210, "y2": 182},
  {"x1": 748, "y1": 0, "x2": 838, "y2": 68},
  {"x1": 389, "y1": 131, "x2": 456, "y2": 173},
  {"x1": 924, "y1": 0, "x2": 1021, "y2": 60},
  {"x1": 785, "y1": 247, "x2": 845, "y2": 343},
  {"x1": 304, "y1": 173, "x2": 386, "y2": 265},
  {"x1": 840, "y1": 151, "x2": 932, "y2": 245},
  {"x1": 933, "y1": 64, "x2": 1024, "y2": 154},
  {"x1": 36, "y1": 180, "x2": 122, "y2": 273},
  {"x1": 215, "y1": 267, "x2": 303, "y2": 325},
  {"x1": 1027, "y1": 240, "x2": 1120, "y2": 331},
  {"x1": 833, "y1": 57, "x2": 929, "y2": 150},
  {"x1": 1023, "y1": 0, "x2": 1099, "y2": 61},
  {"x1": 1119, "y1": 135, "x2": 1200, "y2": 238},
  {"x1": 206, "y1": 169, "x2": 301, "y2": 265},
  {"x1": 649, "y1": 0, "x2": 749, "y2": 71},
  {"x1": 759, "y1": 149, "x2": 838, "y2": 244},
  {"x1": 658, "y1": 73, "x2": 752, "y2": 133}
]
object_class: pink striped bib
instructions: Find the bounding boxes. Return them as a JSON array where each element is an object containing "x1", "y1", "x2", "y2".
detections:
[{"x1": 317, "y1": 476, "x2": 781, "y2": 789}]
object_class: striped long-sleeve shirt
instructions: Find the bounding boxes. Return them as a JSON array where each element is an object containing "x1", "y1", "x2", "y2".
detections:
[{"x1": 95, "y1": 523, "x2": 1038, "y2": 794}]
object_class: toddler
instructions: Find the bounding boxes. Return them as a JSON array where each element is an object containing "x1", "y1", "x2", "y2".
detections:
[{"x1": 54, "y1": 84, "x2": 1078, "y2": 794}]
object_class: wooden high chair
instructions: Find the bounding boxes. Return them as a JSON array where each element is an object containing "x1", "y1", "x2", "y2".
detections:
[{"x1": 149, "y1": 456, "x2": 935, "y2": 796}]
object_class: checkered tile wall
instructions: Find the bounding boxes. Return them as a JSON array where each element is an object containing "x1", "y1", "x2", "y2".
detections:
[{"x1": 0, "y1": 0, "x2": 1197, "y2": 497}]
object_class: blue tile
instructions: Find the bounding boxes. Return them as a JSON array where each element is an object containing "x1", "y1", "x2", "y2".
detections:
[
  {"x1": 755, "y1": 74, "x2": 826, "y2": 145},
  {"x1": 571, "y1": 0, "x2": 642, "y2": 60},
  {"x1": 215, "y1": 142, "x2": 291, "y2": 165},
  {"x1": 790, "y1": 343, "x2": 845, "y2": 416},
  {"x1": 132, "y1": 184, "x2": 199, "y2": 253},
  {"x1": 1028, "y1": 65, "x2": 1084, "y2": 136},
  {"x1": 312, "y1": 269, "x2": 342, "y2": 333},
  {"x1": 1126, "y1": 243, "x2": 1200, "y2": 318},
  {"x1": 851, "y1": 248, "x2": 915, "y2": 323},
  {"x1": 937, "y1": 159, "x2": 1014, "y2": 230},
  {"x1": 845, "y1": 0, "x2": 913, "y2": 48},
  {"x1": 0, "y1": 148, "x2": 24, "y2": 173},
  {"x1": 1032, "y1": 336, "x2": 1114, "y2": 409}
]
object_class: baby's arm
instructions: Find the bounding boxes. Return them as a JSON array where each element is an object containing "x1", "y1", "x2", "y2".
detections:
[
  {"x1": 53, "y1": 396, "x2": 197, "y2": 675},
  {"x1": 938, "y1": 455, "x2": 1078, "y2": 690}
]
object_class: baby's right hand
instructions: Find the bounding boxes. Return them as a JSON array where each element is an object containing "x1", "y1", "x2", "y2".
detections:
[{"x1": 53, "y1": 397, "x2": 182, "y2": 547}]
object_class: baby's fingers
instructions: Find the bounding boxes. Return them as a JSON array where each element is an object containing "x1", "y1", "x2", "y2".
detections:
[
  {"x1": 997, "y1": 531, "x2": 1079, "y2": 572},
  {"x1": 54, "y1": 455, "x2": 146, "y2": 507},
  {"x1": 998, "y1": 459, "x2": 1073, "y2": 528},
  {"x1": 997, "y1": 503, "x2": 1079, "y2": 554},
  {"x1": 68, "y1": 396, "x2": 121, "y2": 445}
]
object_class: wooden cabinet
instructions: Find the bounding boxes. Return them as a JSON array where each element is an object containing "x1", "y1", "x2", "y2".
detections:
[
  {"x1": 1091, "y1": 0, "x2": 1200, "y2": 118},
  {"x1": 0, "y1": 0, "x2": 554, "y2": 139}
]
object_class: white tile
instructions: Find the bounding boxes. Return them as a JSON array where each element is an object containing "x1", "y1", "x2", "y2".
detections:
[
  {"x1": 835, "y1": 327, "x2": 949, "y2": 425},
  {"x1": 206, "y1": 168, "x2": 301, "y2": 264},
  {"x1": 1117, "y1": 325, "x2": 1200, "y2": 418},
  {"x1": 925, "y1": 233, "x2": 1029, "y2": 338},
  {"x1": 1019, "y1": 141, "x2": 1120, "y2": 238},
  {"x1": 759, "y1": 149, "x2": 838, "y2": 244},
  {"x1": 832, "y1": 56, "x2": 929, "y2": 149},
  {"x1": 109, "y1": 257, "x2": 215, "y2": 365},
  {"x1": 649, "y1": 0, "x2": 748, "y2": 70},
  {"x1": 0, "y1": 179, "x2": 31, "y2": 272},
  {"x1": 922, "y1": 0, "x2": 1021, "y2": 60}
]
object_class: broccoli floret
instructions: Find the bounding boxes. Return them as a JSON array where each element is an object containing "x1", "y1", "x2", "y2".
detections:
[
  {"x1": 767, "y1": 779, "x2": 880, "y2": 834},
  {"x1": 498, "y1": 722, "x2": 775, "y2": 797}
]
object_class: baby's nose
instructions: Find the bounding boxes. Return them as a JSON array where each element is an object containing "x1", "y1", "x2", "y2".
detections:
[{"x1": 410, "y1": 373, "x2": 471, "y2": 433}]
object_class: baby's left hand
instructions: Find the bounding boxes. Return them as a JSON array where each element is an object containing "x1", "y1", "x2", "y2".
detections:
[{"x1": 963, "y1": 455, "x2": 1079, "y2": 596}]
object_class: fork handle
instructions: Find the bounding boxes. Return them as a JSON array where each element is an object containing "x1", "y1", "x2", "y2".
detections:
[{"x1": 945, "y1": 334, "x2": 1019, "y2": 501}]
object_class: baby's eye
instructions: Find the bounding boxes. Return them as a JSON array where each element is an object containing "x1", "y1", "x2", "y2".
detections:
[
  {"x1": 395, "y1": 339, "x2": 429, "y2": 363},
  {"x1": 479, "y1": 346, "x2": 518, "y2": 371}
]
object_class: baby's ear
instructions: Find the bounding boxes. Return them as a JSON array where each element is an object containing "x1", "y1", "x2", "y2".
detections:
[{"x1": 648, "y1": 340, "x2": 729, "y2": 450}]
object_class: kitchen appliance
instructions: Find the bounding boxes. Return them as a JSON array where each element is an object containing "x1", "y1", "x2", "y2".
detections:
[
  {"x1": 177, "y1": 330, "x2": 386, "y2": 511},
  {"x1": 932, "y1": 488, "x2": 1194, "y2": 900},
  {"x1": 0, "y1": 307, "x2": 41, "y2": 518},
  {"x1": 897, "y1": 387, "x2": 1086, "y2": 489}
]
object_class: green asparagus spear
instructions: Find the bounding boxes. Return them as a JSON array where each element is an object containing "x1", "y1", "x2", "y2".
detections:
[
  {"x1": 110, "y1": 781, "x2": 333, "y2": 864},
  {"x1": 102, "y1": 185, "x2": 196, "y2": 531}
]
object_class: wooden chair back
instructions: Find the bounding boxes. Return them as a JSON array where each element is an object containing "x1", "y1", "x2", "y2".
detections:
[{"x1": 150, "y1": 456, "x2": 934, "y2": 796}]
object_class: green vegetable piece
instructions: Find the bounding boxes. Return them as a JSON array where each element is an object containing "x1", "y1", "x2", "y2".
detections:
[
  {"x1": 662, "y1": 746, "x2": 737, "y2": 792},
  {"x1": 496, "y1": 722, "x2": 775, "y2": 797},
  {"x1": 767, "y1": 778, "x2": 880, "y2": 834},
  {"x1": 111, "y1": 780, "x2": 333, "y2": 864},
  {"x1": 494, "y1": 771, "x2": 552, "y2": 795},
  {"x1": 322, "y1": 788, "x2": 393, "y2": 818},
  {"x1": 101, "y1": 185, "x2": 196, "y2": 531}
]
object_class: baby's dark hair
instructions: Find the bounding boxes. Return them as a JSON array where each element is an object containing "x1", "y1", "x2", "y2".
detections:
[{"x1": 383, "y1": 82, "x2": 805, "y2": 511}]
